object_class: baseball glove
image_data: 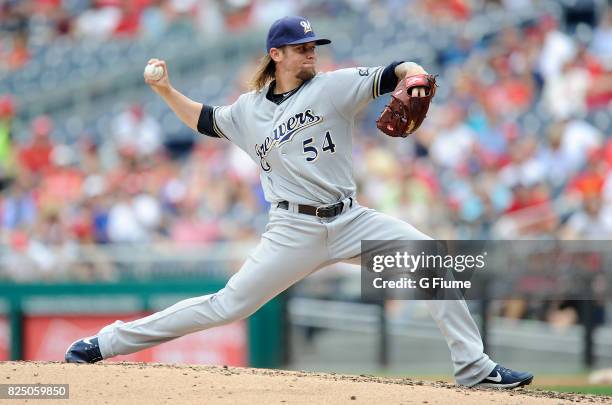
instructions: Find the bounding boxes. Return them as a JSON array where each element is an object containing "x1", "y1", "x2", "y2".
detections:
[{"x1": 376, "y1": 74, "x2": 437, "y2": 137}]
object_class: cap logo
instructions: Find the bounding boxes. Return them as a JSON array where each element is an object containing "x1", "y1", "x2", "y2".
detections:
[{"x1": 300, "y1": 20, "x2": 312, "y2": 34}]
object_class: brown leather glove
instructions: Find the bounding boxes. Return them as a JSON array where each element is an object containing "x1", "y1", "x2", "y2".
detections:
[{"x1": 376, "y1": 74, "x2": 437, "y2": 137}]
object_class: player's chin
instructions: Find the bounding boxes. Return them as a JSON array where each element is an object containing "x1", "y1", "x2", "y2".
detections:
[{"x1": 297, "y1": 67, "x2": 316, "y2": 81}]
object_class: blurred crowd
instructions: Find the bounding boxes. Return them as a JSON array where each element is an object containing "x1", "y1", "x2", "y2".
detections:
[
  {"x1": 0, "y1": 0, "x2": 270, "y2": 71},
  {"x1": 1, "y1": 0, "x2": 612, "y2": 296},
  {"x1": 0, "y1": 0, "x2": 396, "y2": 72},
  {"x1": 351, "y1": 3, "x2": 612, "y2": 243},
  {"x1": 0, "y1": 100, "x2": 268, "y2": 280}
]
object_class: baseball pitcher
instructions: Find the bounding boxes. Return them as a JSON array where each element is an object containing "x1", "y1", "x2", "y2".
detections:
[{"x1": 66, "y1": 16, "x2": 533, "y2": 389}]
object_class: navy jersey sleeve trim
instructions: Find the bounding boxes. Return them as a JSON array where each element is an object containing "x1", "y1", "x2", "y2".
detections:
[
  {"x1": 379, "y1": 61, "x2": 405, "y2": 95},
  {"x1": 211, "y1": 107, "x2": 229, "y2": 139},
  {"x1": 196, "y1": 105, "x2": 221, "y2": 138},
  {"x1": 371, "y1": 67, "x2": 384, "y2": 99}
]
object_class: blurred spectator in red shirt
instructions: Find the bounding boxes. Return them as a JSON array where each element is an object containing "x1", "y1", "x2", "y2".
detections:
[
  {"x1": 566, "y1": 148, "x2": 607, "y2": 199},
  {"x1": 576, "y1": 40, "x2": 612, "y2": 110},
  {"x1": 484, "y1": 54, "x2": 534, "y2": 116},
  {"x1": 419, "y1": 0, "x2": 471, "y2": 21},
  {"x1": 114, "y1": 0, "x2": 145, "y2": 37},
  {"x1": 18, "y1": 115, "x2": 55, "y2": 175},
  {"x1": 69, "y1": 200, "x2": 95, "y2": 243},
  {"x1": 504, "y1": 182, "x2": 557, "y2": 236},
  {"x1": 505, "y1": 182, "x2": 550, "y2": 214},
  {"x1": 223, "y1": 1, "x2": 254, "y2": 32},
  {"x1": 7, "y1": 32, "x2": 30, "y2": 70},
  {"x1": 37, "y1": 144, "x2": 84, "y2": 208},
  {"x1": 171, "y1": 198, "x2": 221, "y2": 245}
]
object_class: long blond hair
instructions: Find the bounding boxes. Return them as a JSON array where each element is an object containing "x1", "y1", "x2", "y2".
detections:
[{"x1": 249, "y1": 53, "x2": 276, "y2": 92}]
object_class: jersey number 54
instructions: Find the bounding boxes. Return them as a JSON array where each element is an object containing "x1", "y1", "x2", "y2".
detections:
[{"x1": 303, "y1": 131, "x2": 336, "y2": 162}]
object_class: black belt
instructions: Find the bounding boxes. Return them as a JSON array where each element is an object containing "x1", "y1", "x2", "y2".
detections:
[{"x1": 277, "y1": 198, "x2": 353, "y2": 218}]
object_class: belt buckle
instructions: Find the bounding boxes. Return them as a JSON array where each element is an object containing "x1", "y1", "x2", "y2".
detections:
[
  {"x1": 315, "y1": 205, "x2": 333, "y2": 218},
  {"x1": 315, "y1": 206, "x2": 324, "y2": 217},
  {"x1": 316, "y1": 202, "x2": 341, "y2": 218}
]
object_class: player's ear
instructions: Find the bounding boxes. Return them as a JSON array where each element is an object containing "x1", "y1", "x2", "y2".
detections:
[{"x1": 269, "y1": 47, "x2": 283, "y2": 63}]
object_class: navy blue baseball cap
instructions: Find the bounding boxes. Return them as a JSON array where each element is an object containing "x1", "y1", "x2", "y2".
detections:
[{"x1": 266, "y1": 16, "x2": 331, "y2": 52}]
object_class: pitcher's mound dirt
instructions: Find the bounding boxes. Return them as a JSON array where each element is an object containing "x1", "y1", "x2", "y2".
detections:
[{"x1": 1, "y1": 361, "x2": 607, "y2": 404}]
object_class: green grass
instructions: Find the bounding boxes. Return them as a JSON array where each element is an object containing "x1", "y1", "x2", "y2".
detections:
[
  {"x1": 368, "y1": 371, "x2": 612, "y2": 397},
  {"x1": 536, "y1": 386, "x2": 612, "y2": 396}
]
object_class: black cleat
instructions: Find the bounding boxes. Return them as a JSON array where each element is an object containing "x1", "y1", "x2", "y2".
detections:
[
  {"x1": 64, "y1": 336, "x2": 104, "y2": 364},
  {"x1": 474, "y1": 364, "x2": 534, "y2": 389}
]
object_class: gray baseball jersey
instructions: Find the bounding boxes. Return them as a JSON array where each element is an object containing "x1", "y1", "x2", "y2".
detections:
[{"x1": 205, "y1": 66, "x2": 384, "y2": 205}]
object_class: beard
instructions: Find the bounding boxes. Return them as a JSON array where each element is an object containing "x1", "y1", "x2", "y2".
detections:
[{"x1": 296, "y1": 66, "x2": 316, "y2": 81}]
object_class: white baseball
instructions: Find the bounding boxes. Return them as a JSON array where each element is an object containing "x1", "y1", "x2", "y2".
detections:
[{"x1": 144, "y1": 64, "x2": 164, "y2": 81}]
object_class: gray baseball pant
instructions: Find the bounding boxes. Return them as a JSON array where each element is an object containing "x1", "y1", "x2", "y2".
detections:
[{"x1": 97, "y1": 201, "x2": 495, "y2": 386}]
